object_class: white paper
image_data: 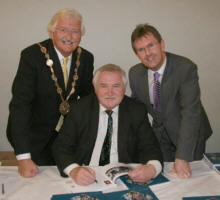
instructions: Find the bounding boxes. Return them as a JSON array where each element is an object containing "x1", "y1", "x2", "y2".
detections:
[{"x1": 150, "y1": 160, "x2": 220, "y2": 200}]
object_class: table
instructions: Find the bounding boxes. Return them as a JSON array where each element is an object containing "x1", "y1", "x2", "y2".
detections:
[
  {"x1": 0, "y1": 152, "x2": 17, "y2": 166},
  {"x1": 0, "y1": 160, "x2": 220, "y2": 200}
]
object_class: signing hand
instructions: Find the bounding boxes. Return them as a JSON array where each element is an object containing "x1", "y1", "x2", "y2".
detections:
[
  {"x1": 18, "y1": 159, "x2": 39, "y2": 178},
  {"x1": 70, "y1": 167, "x2": 96, "y2": 186},
  {"x1": 170, "y1": 158, "x2": 191, "y2": 178},
  {"x1": 128, "y1": 164, "x2": 156, "y2": 183}
]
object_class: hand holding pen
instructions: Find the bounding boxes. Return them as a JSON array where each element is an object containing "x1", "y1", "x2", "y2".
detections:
[{"x1": 70, "y1": 166, "x2": 98, "y2": 186}]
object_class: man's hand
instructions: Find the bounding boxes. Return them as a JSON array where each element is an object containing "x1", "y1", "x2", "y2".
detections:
[
  {"x1": 70, "y1": 167, "x2": 96, "y2": 186},
  {"x1": 18, "y1": 159, "x2": 39, "y2": 178},
  {"x1": 170, "y1": 158, "x2": 191, "y2": 178},
  {"x1": 128, "y1": 164, "x2": 156, "y2": 183}
]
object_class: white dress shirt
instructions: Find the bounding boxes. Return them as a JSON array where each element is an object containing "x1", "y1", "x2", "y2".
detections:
[
  {"x1": 64, "y1": 104, "x2": 162, "y2": 177},
  {"x1": 55, "y1": 47, "x2": 72, "y2": 75}
]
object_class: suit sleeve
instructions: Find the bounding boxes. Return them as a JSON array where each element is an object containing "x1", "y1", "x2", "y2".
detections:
[
  {"x1": 135, "y1": 107, "x2": 163, "y2": 165},
  {"x1": 7, "y1": 50, "x2": 37, "y2": 155},
  {"x1": 52, "y1": 104, "x2": 82, "y2": 176},
  {"x1": 175, "y1": 63, "x2": 201, "y2": 161},
  {"x1": 129, "y1": 67, "x2": 139, "y2": 100}
]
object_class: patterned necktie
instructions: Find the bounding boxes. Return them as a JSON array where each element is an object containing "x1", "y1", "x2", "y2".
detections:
[
  {"x1": 62, "y1": 57, "x2": 69, "y2": 89},
  {"x1": 153, "y1": 72, "x2": 161, "y2": 112},
  {"x1": 99, "y1": 110, "x2": 113, "y2": 166}
]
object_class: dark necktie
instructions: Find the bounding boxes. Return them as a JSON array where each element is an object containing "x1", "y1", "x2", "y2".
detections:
[
  {"x1": 99, "y1": 110, "x2": 113, "y2": 166},
  {"x1": 153, "y1": 72, "x2": 161, "y2": 112}
]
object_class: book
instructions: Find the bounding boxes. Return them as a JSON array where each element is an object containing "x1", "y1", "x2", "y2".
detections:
[
  {"x1": 51, "y1": 188, "x2": 159, "y2": 200},
  {"x1": 103, "y1": 187, "x2": 159, "y2": 200},
  {"x1": 182, "y1": 195, "x2": 220, "y2": 200},
  {"x1": 119, "y1": 173, "x2": 169, "y2": 191},
  {"x1": 214, "y1": 165, "x2": 220, "y2": 175},
  {"x1": 52, "y1": 163, "x2": 168, "y2": 200},
  {"x1": 203, "y1": 153, "x2": 220, "y2": 176},
  {"x1": 203, "y1": 153, "x2": 220, "y2": 166},
  {"x1": 63, "y1": 163, "x2": 138, "y2": 193},
  {"x1": 51, "y1": 191, "x2": 104, "y2": 200}
]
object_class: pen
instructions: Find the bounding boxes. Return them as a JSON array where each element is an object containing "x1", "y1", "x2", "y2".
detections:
[
  {"x1": 2, "y1": 183, "x2": 4, "y2": 195},
  {"x1": 82, "y1": 165, "x2": 98, "y2": 183}
]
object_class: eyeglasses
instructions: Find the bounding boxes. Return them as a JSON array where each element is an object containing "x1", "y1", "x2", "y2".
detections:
[
  {"x1": 136, "y1": 42, "x2": 159, "y2": 53},
  {"x1": 55, "y1": 28, "x2": 81, "y2": 35}
]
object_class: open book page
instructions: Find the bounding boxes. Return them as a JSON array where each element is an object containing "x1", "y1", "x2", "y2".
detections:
[
  {"x1": 63, "y1": 174, "x2": 116, "y2": 193},
  {"x1": 204, "y1": 153, "x2": 220, "y2": 167},
  {"x1": 63, "y1": 163, "x2": 139, "y2": 193},
  {"x1": 163, "y1": 160, "x2": 214, "y2": 180},
  {"x1": 101, "y1": 163, "x2": 138, "y2": 182}
]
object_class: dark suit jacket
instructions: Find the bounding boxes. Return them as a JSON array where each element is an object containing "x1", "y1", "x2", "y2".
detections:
[
  {"x1": 129, "y1": 52, "x2": 212, "y2": 162},
  {"x1": 7, "y1": 39, "x2": 94, "y2": 164},
  {"x1": 52, "y1": 94, "x2": 163, "y2": 176}
]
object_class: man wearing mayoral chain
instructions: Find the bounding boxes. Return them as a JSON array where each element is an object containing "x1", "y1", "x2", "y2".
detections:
[{"x1": 7, "y1": 8, "x2": 94, "y2": 177}]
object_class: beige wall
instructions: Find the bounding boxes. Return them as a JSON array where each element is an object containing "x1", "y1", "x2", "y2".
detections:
[{"x1": 0, "y1": 0, "x2": 220, "y2": 152}]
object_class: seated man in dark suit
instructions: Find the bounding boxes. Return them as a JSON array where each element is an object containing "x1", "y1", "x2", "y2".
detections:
[{"x1": 52, "y1": 64, "x2": 163, "y2": 186}]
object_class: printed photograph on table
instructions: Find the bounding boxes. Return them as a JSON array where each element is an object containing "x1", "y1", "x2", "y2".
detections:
[
  {"x1": 105, "y1": 166, "x2": 133, "y2": 181},
  {"x1": 103, "y1": 187, "x2": 159, "y2": 200},
  {"x1": 50, "y1": 191, "x2": 104, "y2": 200},
  {"x1": 122, "y1": 190, "x2": 154, "y2": 200},
  {"x1": 71, "y1": 194, "x2": 99, "y2": 200},
  {"x1": 119, "y1": 173, "x2": 169, "y2": 190}
]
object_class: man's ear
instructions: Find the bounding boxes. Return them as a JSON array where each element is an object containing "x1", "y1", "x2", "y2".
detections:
[{"x1": 161, "y1": 40, "x2": 165, "y2": 51}]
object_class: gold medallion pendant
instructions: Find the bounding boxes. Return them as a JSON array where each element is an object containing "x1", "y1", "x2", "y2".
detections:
[{"x1": 59, "y1": 101, "x2": 70, "y2": 116}]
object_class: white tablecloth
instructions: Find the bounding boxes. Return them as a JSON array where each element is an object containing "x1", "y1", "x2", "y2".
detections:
[{"x1": 0, "y1": 160, "x2": 220, "y2": 200}]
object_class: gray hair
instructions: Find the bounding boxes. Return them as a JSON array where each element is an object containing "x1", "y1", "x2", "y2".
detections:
[
  {"x1": 93, "y1": 64, "x2": 127, "y2": 87},
  {"x1": 47, "y1": 8, "x2": 85, "y2": 36}
]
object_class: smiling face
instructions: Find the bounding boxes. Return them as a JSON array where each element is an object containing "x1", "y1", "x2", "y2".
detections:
[
  {"x1": 50, "y1": 16, "x2": 82, "y2": 57},
  {"x1": 134, "y1": 33, "x2": 166, "y2": 71},
  {"x1": 94, "y1": 71, "x2": 125, "y2": 110}
]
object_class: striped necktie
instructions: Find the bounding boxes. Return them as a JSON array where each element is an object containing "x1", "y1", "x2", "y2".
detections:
[
  {"x1": 99, "y1": 110, "x2": 113, "y2": 166},
  {"x1": 153, "y1": 72, "x2": 161, "y2": 112}
]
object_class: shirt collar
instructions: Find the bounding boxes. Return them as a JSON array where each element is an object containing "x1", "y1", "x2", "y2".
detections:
[
  {"x1": 149, "y1": 56, "x2": 167, "y2": 76},
  {"x1": 99, "y1": 104, "x2": 119, "y2": 114},
  {"x1": 54, "y1": 46, "x2": 72, "y2": 64}
]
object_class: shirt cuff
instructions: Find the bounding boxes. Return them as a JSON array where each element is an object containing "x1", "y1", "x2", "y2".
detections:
[
  {"x1": 147, "y1": 160, "x2": 162, "y2": 177},
  {"x1": 16, "y1": 153, "x2": 31, "y2": 160},
  {"x1": 63, "y1": 163, "x2": 80, "y2": 176}
]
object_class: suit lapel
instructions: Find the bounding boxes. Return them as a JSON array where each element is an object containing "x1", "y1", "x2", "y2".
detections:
[
  {"x1": 117, "y1": 97, "x2": 130, "y2": 161},
  {"x1": 160, "y1": 53, "x2": 173, "y2": 115},
  {"x1": 88, "y1": 96, "x2": 100, "y2": 149},
  {"x1": 139, "y1": 66, "x2": 152, "y2": 108},
  {"x1": 140, "y1": 67, "x2": 156, "y2": 116},
  {"x1": 67, "y1": 49, "x2": 78, "y2": 94}
]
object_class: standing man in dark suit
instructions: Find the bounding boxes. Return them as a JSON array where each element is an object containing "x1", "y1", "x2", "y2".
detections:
[
  {"x1": 7, "y1": 9, "x2": 94, "y2": 178},
  {"x1": 52, "y1": 64, "x2": 163, "y2": 186},
  {"x1": 129, "y1": 24, "x2": 212, "y2": 178}
]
